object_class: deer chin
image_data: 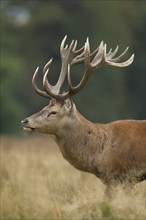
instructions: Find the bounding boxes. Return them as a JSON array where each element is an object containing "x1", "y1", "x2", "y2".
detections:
[{"x1": 23, "y1": 127, "x2": 35, "y2": 131}]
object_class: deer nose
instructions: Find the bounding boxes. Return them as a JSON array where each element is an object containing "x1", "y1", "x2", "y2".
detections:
[{"x1": 21, "y1": 118, "x2": 29, "y2": 125}]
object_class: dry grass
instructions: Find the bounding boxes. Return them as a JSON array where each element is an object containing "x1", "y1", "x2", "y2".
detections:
[{"x1": 0, "y1": 135, "x2": 146, "y2": 220}]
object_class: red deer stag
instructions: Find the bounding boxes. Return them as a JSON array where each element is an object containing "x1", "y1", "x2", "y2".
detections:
[{"x1": 21, "y1": 36, "x2": 146, "y2": 196}]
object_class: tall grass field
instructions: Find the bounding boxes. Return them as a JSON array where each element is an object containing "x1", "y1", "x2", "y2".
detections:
[{"x1": 0, "y1": 135, "x2": 145, "y2": 219}]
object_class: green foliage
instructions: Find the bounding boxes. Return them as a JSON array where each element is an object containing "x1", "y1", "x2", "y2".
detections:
[
  {"x1": 101, "y1": 203, "x2": 113, "y2": 219},
  {"x1": 1, "y1": 0, "x2": 145, "y2": 134}
]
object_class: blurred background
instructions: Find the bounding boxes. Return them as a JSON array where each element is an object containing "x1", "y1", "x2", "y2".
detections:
[{"x1": 1, "y1": 0, "x2": 145, "y2": 135}]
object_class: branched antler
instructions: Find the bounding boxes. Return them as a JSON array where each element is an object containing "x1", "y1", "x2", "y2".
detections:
[{"x1": 32, "y1": 36, "x2": 134, "y2": 100}]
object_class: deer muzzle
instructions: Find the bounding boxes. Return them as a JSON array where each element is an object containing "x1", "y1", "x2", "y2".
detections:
[{"x1": 21, "y1": 118, "x2": 35, "y2": 131}]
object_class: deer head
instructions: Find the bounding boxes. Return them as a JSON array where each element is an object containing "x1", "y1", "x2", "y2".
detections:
[{"x1": 21, "y1": 36, "x2": 134, "y2": 134}]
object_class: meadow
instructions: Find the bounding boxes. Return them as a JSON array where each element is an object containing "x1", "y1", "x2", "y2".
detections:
[{"x1": 0, "y1": 135, "x2": 145, "y2": 220}]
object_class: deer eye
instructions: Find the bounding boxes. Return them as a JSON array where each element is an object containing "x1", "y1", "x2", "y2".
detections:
[
  {"x1": 47, "y1": 111, "x2": 57, "y2": 117},
  {"x1": 51, "y1": 111, "x2": 57, "y2": 115}
]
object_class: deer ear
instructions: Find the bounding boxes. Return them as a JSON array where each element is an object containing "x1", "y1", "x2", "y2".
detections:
[{"x1": 64, "y1": 99, "x2": 73, "y2": 111}]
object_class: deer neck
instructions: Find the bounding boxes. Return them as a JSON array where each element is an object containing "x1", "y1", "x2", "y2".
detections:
[{"x1": 54, "y1": 110, "x2": 108, "y2": 174}]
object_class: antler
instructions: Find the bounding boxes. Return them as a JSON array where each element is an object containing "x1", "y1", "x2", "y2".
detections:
[
  {"x1": 32, "y1": 36, "x2": 134, "y2": 100},
  {"x1": 32, "y1": 36, "x2": 84, "y2": 99},
  {"x1": 65, "y1": 39, "x2": 134, "y2": 97}
]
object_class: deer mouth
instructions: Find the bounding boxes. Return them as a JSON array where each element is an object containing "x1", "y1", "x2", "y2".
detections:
[{"x1": 23, "y1": 127, "x2": 35, "y2": 131}]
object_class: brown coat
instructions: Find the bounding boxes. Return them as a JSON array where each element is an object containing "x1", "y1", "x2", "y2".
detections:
[{"x1": 22, "y1": 99, "x2": 146, "y2": 192}]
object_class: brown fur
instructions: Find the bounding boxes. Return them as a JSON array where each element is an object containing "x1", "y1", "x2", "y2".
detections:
[{"x1": 22, "y1": 99, "x2": 146, "y2": 195}]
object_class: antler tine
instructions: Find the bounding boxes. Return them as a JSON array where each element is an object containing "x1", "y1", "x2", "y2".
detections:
[
  {"x1": 106, "y1": 48, "x2": 112, "y2": 56},
  {"x1": 73, "y1": 44, "x2": 84, "y2": 55},
  {"x1": 104, "y1": 44, "x2": 135, "y2": 67},
  {"x1": 111, "y1": 46, "x2": 129, "y2": 62},
  {"x1": 71, "y1": 40, "x2": 100, "y2": 66},
  {"x1": 90, "y1": 46, "x2": 100, "y2": 61},
  {"x1": 32, "y1": 67, "x2": 51, "y2": 98},
  {"x1": 60, "y1": 35, "x2": 68, "y2": 58},
  {"x1": 43, "y1": 58, "x2": 53, "y2": 74},
  {"x1": 66, "y1": 38, "x2": 96, "y2": 97},
  {"x1": 106, "y1": 45, "x2": 119, "y2": 59},
  {"x1": 70, "y1": 48, "x2": 85, "y2": 66},
  {"x1": 42, "y1": 58, "x2": 59, "y2": 95},
  {"x1": 106, "y1": 53, "x2": 135, "y2": 67},
  {"x1": 91, "y1": 41, "x2": 105, "y2": 67},
  {"x1": 60, "y1": 36, "x2": 84, "y2": 61},
  {"x1": 54, "y1": 39, "x2": 76, "y2": 94},
  {"x1": 32, "y1": 59, "x2": 62, "y2": 100},
  {"x1": 43, "y1": 68, "x2": 65, "y2": 100}
]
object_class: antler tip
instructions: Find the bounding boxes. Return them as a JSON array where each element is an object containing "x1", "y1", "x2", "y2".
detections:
[
  {"x1": 50, "y1": 58, "x2": 53, "y2": 62},
  {"x1": 99, "y1": 41, "x2": 104, "y2": 49},
  {"x1": 86, "y1": 37, "x2": 89, "y2": 44},
  {"x1": 32, "y1": 66, "x2": 40, "y2": 87},
  {"x1": 61, "y1": 35, "x2": 68, "y2": 50},
  {"x1": 35, "y1": 66, "x2": 39, "y2": 72},
  {"x1": 131, "y1": 53, "x2": 135, "y2": 61},
  {"x1": 64, "y1": 35, "x2": 67, "y2": 40}
]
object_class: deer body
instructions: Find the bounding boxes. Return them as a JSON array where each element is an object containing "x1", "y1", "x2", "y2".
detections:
[
  {"x1": 58, "y1": 118, "x2": 146, "y2": 184},
  {"x1": 25, "y1": 99, "x2": 146, "y2": 187},
  {"x1": 21, "y1": 36, "x2": 146, "y2": 195}
]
